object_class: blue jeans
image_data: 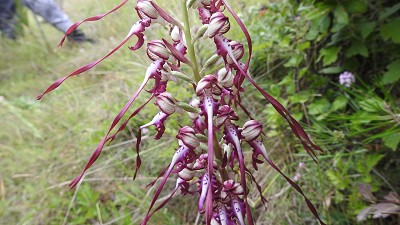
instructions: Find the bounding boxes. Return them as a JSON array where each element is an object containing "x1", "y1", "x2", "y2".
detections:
[
  {"x1": 0, "y1": 0, "x2": 16, "y2": 38},
  {"x1": 0, "y1": 0, "x2": 73, "y2": 38}
]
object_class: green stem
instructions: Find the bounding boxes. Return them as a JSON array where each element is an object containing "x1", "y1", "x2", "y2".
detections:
[
  {"x1": 182, "y1": 0, "x2": 201, "y2": 82},
  {"x1": 213, "y1": 134, "x2": 229, "y2": 181}
]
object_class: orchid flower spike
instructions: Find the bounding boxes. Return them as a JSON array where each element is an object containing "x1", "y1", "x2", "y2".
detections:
[{"x1": 38, "y1": 0, "x2": 326, "y2": 224}]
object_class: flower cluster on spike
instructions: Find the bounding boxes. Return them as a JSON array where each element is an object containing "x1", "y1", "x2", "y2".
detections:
[{"x1": 37, "y1": 0, "x2": 326, "y2": 224}]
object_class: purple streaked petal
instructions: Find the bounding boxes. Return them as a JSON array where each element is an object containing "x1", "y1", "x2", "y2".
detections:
[{"x1": 204, "y1": 90, "x2": 215, "y2": 225}]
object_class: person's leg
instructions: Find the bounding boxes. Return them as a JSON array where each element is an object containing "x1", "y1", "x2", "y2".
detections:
[
  {"x1": 21, "y1": 0, "x2": 72, "y2": 32},
  {"x1": 0, "y1": 0, "x2": 17, "y2": 39},
  {"x1": 22, "y1": 0, "x2": 94, "y2": 43}
]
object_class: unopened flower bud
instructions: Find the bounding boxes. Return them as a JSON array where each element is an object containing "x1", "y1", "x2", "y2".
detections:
[
  {"x1": 147, "y1": 40, "x2": 169, "y2": 60},
  {"x1": 188, "y1": 98, "x2": 201, "y2": 120},
  {"x1": 207, "y1": 12, "x2": 230, "y2": 38},
  {"x1": 217, "y1": 67, "x2": 234, "y2": 88},
  {"x1": 155, "y1": 92, "x2": 177, "y2": 115},
  {"x1": 136, "y1": 0, "x2": 158, "y2": 20},
  {"x1": 196, "y1": 75, "x2": 217, "y2": 95},
  {"x1": 178, "y1": 168, "x2": 194, "y2": 181},
  {"x1": 171, "y1": 26, "x2": 181, "y2": 42},
  {"x1": 241, "y1": 120, "x2": 263, "y2": 141},
  {"x1": 193, "y1": 24, "x2": 209, "y2": 42},
  {"x1": 226, "y1": 41, "x2": 244, "y2": 64},
  {"x1": 177, "y1": 126, "x2": 199, "y2": 149}
]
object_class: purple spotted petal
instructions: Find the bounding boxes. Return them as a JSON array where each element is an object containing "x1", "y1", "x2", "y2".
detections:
[{"x1": 223, "y1": 121, "x2": 254, "y2": 225}]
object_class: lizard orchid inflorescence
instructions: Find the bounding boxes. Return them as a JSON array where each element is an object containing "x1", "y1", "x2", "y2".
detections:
[{"x1": 38, "y1": 0, "x2": 326, "y2": 224}]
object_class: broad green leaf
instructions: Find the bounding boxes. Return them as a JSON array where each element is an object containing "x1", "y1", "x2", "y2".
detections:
[
  {"x1": 382, "y1": 59, "x2": 400, "y2": 84},
  {"x1": 382, "y1": 133, "x2": 400, "y2": 150},
  {"x1": 365, "y1": 154, "x2": 385, "y2": 171},
  {"x1": 319, "y1": 66, "x2": 343, "y2": 74},
  {"x1": 269, "y1": 84, "x2": 281, "y2": 96},
  {"x1": 380, "y1": 18, "x2": 400, "y2": 43},
  {"x1": 319, "y1": 16, "x2": 331, "y2": 34},
  {"x1": 358, "y1": 22, "x2": 376, "y2": 39},
  {"x1": 284, "y1": 54, "x2": 303, "y2": 67},
  {"x1": 292, "y1": 112, "x2": 304, "y2": 121},
  {"x1": 334, "y1": 5, "x2": 349, "y2": 25},
  {"x1": 289, "y1": 91, "x2": 311, "y2": 104},
  {"x1": 297, "y1": 42, "x2": 310, "y2": 51},
  {"x1": 331, "y1": 95, "x2": 349, "y2": 111},
  {"x1": 345, "y1": 39, "x2": 369, "y2": 57},
  {"x1": 343, "y1": 0, "x2": 368, "y2": 14},
  {"x1": 308, "y1": 98, "x2": 330, "y2": 115},
  {"x1": 379, "y1": 2, "x2": 400, "y2": 21},
  {"x1": 359, "y1": 98, "x2": 385, "y2": 113},
  {"x1": 305, "y1": 3, "x2": 332, "y2": 20},
  {"x1": 319, "y1": 46, "x2": 340, "y2": 66}
]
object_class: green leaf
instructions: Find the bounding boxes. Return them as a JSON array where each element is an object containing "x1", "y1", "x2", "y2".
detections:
[
  {"x1": 289, "y1": 91, "x2": 311, "y2": 104},
  {"x1": 379, "y1": 2, "x2": 400, "y2": 21},
  {"x1": 297, "y1": 42, "x2": 310, "y2": 51},
  {"x1": 382, "y1": 59, "x2": 400, "y2": 84},
  {"x1": 380, "y1": 18, "x2": 400, "y2": 43},
  {"x1": 327, "y1": 169, "x2": 348, "y2": 190},
  {"x1": 382, "y1": 133, "x2": 400, "y2": 151},
  {"x1": 343, "y1": 0, "x2": 368, "y2": 14},
  {"x1": 308, "y1": 98, "x2": 330, "y2": 115},
  {"x1": 284, "y1": 54, "x2": 303, "y2": 67},
  {"x1": 319, "y1": 46, "x2": 340, "y2": 66},
  {"x1": 358, "y1": 22, "x2": 376, "y2": 39},
  {"x1": 305, "y1": 3, "x2": 332, "y2": 20},
  {"x1": 359, "y1": 99, "x2": 385, "y2": 112},
  {"x1": 345, "y1": 39, "x2": 369, "y2": 57},
  {"x1": 365, "y1": 154, "x2": 385, "y2": 171},
  {"x1": 334, "y1": 5, "x2": 349, "y2": 25},
  {"x1": 331, "y1": 95, "x2": 349, "y2": 111},
  {"x1": 269, "y1": 84, "x2": 281, "y2": 96},
  {"x1": 319, "y1": 66, "x2": 343, "y2": 74}
]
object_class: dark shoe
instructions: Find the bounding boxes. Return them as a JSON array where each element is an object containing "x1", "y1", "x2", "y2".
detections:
[{"x1": 67, "y1": 29, "x2": 95, "y2": 43}]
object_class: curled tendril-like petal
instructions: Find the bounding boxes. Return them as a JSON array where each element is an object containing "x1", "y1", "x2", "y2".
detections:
[
  {"x1": 141, "y1": 143, "x2": 191, "y2": 224},
  {"x1": 38, "y1": 19, "x2": 151, "y2": 100},
  {"x1": 248, "y1": 139, "x2": 326, "y2": 225}
]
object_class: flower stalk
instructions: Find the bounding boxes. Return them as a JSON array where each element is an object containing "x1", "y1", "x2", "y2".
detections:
[{"x1": 182, "y1": 0, "x2": 201, "y2": 82}]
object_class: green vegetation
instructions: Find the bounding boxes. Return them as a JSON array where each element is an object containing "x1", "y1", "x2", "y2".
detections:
[{"x1": 1, "y1": 0, "x2": 399, "y2": 224}]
